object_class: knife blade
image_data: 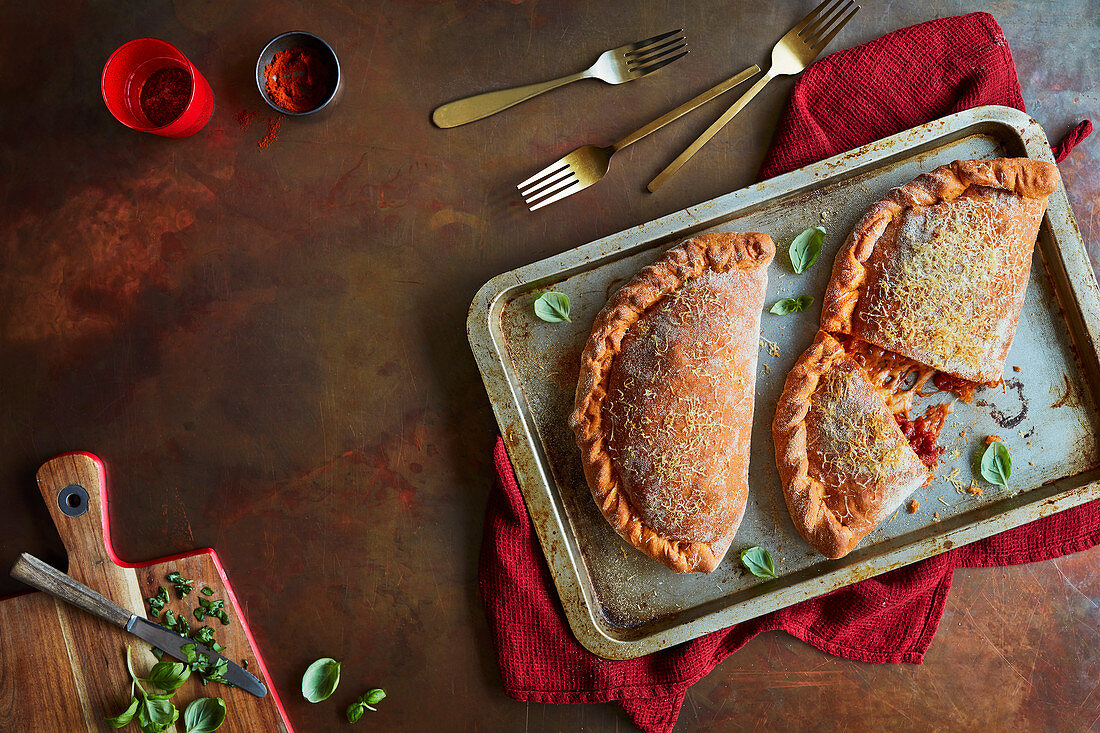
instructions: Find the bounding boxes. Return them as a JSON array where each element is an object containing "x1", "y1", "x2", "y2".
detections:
[
  {"x1": 127, "y1": 615, "x2": 267, "y2": 696},
  {"x1": 10, "y1": 552, "x2": 267, "y2": 697}
]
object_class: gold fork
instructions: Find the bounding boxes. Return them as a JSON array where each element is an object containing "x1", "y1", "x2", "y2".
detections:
[
  {"x1": 517, "y1": 64, "x2": 761, "y2": 210},
  {"x1": 432, "y1": 29, "x2": 687, "y2": 128},
  {"x1": 647, "y1": 0, "x2": 859, "y2": 192}
]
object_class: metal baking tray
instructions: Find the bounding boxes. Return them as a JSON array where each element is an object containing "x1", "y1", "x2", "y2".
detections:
[{"x1": 467, "y1": 106, "x2": 1100, "y2": 660}]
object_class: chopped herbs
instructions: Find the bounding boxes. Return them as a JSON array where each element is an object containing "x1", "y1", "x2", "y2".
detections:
[
  {"x1": 196, "y1": 597, "x2": 230, "y2": 625},
  {"x1": 739, "y1": 546, "x2": 778, "y2": 579},
  {"x1": 770, "y1": 295, "x2": 814, "y2": 315},
  {"x1": 146, "y1": 587, "x2": 169, "y2": 617},
  {"x1": 347, "y1": 688, "x2": 387, "y2": 722},
  {"x1": 191, "y1": 626, "x2": 216, "y2": 645},
  {"x1": 788, "y1": 226, "x2": 826, "y2": 274},
  {"x1": 163, "y1": 609, "x2": 191, "y2": 637},
  {"x1": 146, "y1": 572, "x2": 231, "y2": 685},
  {"x1": 980, "y1": 440, "x2": 1012, "y2": 486},
  {"x1": 167, "y1": 571, "x2": 194, "y2": 598},
  {"x1": 181, "y1": 643, "x2": 232, "y2": 687},
  {"x1": 533, "y1": 291, "x2": 571, "y2": 323}
]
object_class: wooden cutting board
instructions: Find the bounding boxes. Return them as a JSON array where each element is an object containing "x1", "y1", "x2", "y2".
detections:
[{"x1": 0, "y1": 452, "x2": 292, "y2": 731}]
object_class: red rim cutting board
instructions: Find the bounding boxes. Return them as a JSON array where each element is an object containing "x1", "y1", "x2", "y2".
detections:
[{"x1": 0, "y1": 452, "x2": 293, "y2": 732}]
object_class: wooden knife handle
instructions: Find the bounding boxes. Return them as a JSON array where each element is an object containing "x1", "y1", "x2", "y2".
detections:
[{"x1": 10, "y1": 552, "x2": 132, "y2": 628}]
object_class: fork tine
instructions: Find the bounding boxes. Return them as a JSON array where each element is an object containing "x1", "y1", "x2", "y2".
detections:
[
  {"x1": 521, "y1": 165, "x2": 576, "y2": 198},
  {"x1": 788, "y1": 0, "x2": 842, "y2": 37},
  {"x1": 627, "y1": 28, "x2": 683, "y2": 53},
  {"x1": 517, "y1": 159, "x2": 569, "y2": 190},
  {"x1": 628, "y1": 41, "x2": 688, "y2": 68},
  {"x1": 525, "y1": 173, "x2": 582, "y2": 207},
  {"x1": 802, "y1": 0, "x2": 850, "y2": 43},
  {"x1": 632, "y1": 51, "x2": 689, "y2": 77},
  {"x1": 529, "y1": 181, "x2": 589, "y2": 211},
  {"x1": 626, "y1": 35, "x2": 685, "y2": 60},
  {"x1": 807, "y1": 3, "x2": 858, "y2": 49}
]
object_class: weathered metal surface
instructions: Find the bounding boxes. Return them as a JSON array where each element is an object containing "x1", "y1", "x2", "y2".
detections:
[{"x1": 469, "y1": 106, "x2": 1100, "y2": 659}]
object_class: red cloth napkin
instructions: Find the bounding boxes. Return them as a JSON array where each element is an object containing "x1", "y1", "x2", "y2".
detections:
[{"x1": 479, "y1": 12, "x2": 1095, "y2": 733}]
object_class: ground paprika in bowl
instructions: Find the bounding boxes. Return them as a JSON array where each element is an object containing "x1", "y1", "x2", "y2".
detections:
[{"x1": 256, "y1": 32, "x2": 340, "y2": 116}]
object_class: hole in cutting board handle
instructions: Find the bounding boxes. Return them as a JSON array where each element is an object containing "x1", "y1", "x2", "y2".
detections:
[{"x1": 57, "y1": 484, "x2": 89, "y2": 517}]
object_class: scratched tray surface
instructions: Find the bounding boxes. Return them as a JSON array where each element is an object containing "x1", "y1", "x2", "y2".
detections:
[{"x1": 470, "y1": 107, "x2": 1100, "y2": 659}]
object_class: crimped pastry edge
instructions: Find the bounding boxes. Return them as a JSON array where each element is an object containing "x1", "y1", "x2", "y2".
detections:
[
  {"x1": 569, "y1": 231, "x2": 775, "y2": 574},
  {"x1": 772, "y1": 330, "x2": 932, "y2": 559},
  {"x1": 819, "y1": 157, "x2": 1060, "y2": 369}
]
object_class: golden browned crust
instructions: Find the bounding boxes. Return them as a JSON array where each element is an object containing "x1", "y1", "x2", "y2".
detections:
[
  {"x1": 773, "y1": 331, "x2": 931, "y2": 559},
  {"x1": 820, "y1": 158, "x2": 1059, "y2": 384},
  {"x1": 570, "y1": 232, "x2": 774, "y2": 573}
]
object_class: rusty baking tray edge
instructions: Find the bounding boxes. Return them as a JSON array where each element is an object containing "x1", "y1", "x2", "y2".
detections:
[{"x1": 467, "y1": 105, "x2": 1100, "y2": 660}]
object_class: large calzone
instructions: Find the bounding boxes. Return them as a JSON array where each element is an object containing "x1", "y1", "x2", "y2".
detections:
[{"x1": 572, "y1": 232, "x2": 774, "y2": 573}]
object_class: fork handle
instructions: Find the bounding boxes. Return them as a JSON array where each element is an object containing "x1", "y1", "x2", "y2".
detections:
[
  {"x1": 432, "y1": 71, "x2": 588, "y2": 128},
  {"x1": 611, "y1": 64, "x2": 760, "y2": 152},
  {"x1": 647, "y1": 71, "x2": 775, "y2": 191}
]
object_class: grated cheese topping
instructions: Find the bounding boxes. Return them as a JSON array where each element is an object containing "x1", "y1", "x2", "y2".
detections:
[
  {"x1": 603, "y1": 267, "x2": 762, "y2": 543},
  {"x1": 853, "y1": 190, "x2": 1043, "y2": 380},
  {"x1": 805, "y1": 357, "x2": 925, "y2": 526}
]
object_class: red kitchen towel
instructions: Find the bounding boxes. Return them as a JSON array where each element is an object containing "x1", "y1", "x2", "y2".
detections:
[{"x1": 480, "y1": 12, "x2": 1095, "y2": 733}]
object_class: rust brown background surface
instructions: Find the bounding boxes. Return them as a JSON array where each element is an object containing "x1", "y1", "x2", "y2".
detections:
[{"x1": 0, "y1": 1, "x2": 1097, "y2": 731}]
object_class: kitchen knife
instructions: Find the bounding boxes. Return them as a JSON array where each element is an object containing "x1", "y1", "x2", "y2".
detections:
[{"x1": 10, "y1": 552, "x2": 267, "y2": 697}]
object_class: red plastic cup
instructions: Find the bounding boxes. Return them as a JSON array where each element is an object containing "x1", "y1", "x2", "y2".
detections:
[{"x1": 101, "y1": 38, "x2": 214, "y2": 138}]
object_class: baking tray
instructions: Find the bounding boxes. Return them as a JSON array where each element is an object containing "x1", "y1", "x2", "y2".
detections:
[{"x1": 468, "y1": 105, "x2": 1100, "y2": 660}]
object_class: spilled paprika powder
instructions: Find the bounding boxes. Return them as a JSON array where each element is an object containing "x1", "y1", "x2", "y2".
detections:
[
  {"x1": 140, "y1": 66, "x2": 191, "y2": 127},
  {"x1": 263, "y1": 47, "x2": 333, "y2": 112}
]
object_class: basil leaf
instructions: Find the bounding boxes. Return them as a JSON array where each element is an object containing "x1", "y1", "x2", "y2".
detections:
[
  {"x1": 147, "y1": 660, "x2": 190, "y2": 692},
  {"x1": 980, "y1": 441, "x2": 1012, "y2": 486},
  {"x1": 105, "y1": 696, "x2": 139, "y2": 727},
  {"x1": 140, "y1": 696, "x2": 177, "y2": 726},
  {"x1": 788, "y1": 226, "x2": 826, "y2": 274},
  {"x1": 201, "y1": 587, "x2": 215, "y2": 596},
  {"x1": 302, "y1": 658, "x2": 341, "y2": 702},
  {"x1": 740, "y1": 546, "x2": 778, "y2": 579},
  {"x1": 364, "y1": 688, "x2": 386, "y2": 706},
  {"x1": 183, "y1": 697, "x2": 226, "y2": 733},
  {"x1": 533, "y1": 291, "x2": 571, "y2": 323},
  {"x1": 347, "y1": 702, "x2": 366, "y2": 723},
  {"x1": 770, "y1": 295, "x2": 814, "y2": 315}
]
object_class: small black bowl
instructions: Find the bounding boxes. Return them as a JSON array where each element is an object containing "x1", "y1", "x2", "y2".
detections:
[{"x1": 256, "y1": 31, "x2": 340, "y2": 116}]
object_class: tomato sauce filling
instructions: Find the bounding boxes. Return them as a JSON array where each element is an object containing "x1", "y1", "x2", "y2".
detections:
[
  {"x1": 895, "y1": 403, "x2": 951, "y2": 468},
  {"x1": 842, "y1": 338, "x2": 988, "y2": 469},
  {"x1": 931, "y1": 371, "x2": 978, "y2": 403}
]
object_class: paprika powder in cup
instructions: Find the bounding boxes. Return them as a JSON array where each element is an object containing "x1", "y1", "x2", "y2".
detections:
[
  {"x1": 101, "y1": 38, "x2": 214, "y2": 138},
  {"x1": 256, "y1": 32, "x2": 341, "y2": 116}
]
